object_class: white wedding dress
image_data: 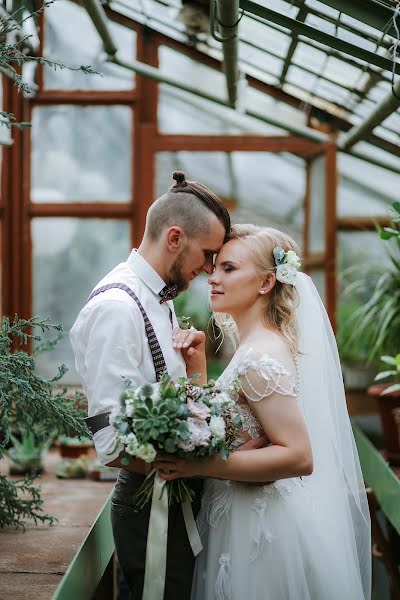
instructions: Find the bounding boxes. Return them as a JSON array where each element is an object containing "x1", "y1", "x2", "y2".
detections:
[{"x1": 191, "y1": 274, "x2": 371, "y2": 600}]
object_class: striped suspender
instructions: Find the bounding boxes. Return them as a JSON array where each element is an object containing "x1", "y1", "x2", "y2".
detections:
[{"x1": 83, "y1": 283, "x2": 167, "y2": 435}]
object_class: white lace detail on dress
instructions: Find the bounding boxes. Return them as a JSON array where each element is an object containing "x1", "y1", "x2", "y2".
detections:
[
  {"x1": 215, "y1": 553, "x2": 231, "y2": 600},
  {"x1": 250, "y1": 497, "x2": 274, "y2": 561},
  {"x1": 216, "y1": 346, "x2": 298, "y2": 445},
  {"x1": 237, "y1": 354, "x2": 299, "y2": 402},
  {"x1": 230, "y1": 401, "x2": 262, "y2": 440}
]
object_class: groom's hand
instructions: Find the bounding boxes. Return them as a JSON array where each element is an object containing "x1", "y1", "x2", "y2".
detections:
[
  {"x1": 172, "y1": 326, "x2": 207, "y2": 382},
  {"x1": 172, "y1": 326, "x2": 206, "y2": 355}
]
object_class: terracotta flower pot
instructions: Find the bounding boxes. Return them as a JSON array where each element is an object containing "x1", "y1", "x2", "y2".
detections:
[
  {"x1": 59, "y1": 442, "x2": 93, "y2": 459},
  {"x1": 368, "y1": 384, "x2": 400, "y2": 465}
]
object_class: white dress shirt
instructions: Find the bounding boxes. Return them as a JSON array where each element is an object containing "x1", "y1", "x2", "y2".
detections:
[{"x1": 70, "y1": 250, "x2": 186, "y2": 465}]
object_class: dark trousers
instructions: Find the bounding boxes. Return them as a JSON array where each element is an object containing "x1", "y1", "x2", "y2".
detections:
[{"x1": 111, "y1": 470, "x2": 203, "y2": 600}]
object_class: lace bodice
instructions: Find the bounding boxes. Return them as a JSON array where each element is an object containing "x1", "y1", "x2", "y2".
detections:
[{"x1": 216, "y1": 346, "x2": 299, "y2": 446}]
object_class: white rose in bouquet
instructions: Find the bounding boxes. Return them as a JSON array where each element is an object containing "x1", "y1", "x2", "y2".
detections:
[
  {"x1": 209, "y1": 415, "x2": 226, "y2": 440},
  {"x1": 187, "y1": 417, "x2": 212, "y2": 446},
  {"x1": 209, "y1": 391, "x2": 234, "y2": 408},
  {"x1": 136, "y1": 442, "x2": 157, "y2": 463}
]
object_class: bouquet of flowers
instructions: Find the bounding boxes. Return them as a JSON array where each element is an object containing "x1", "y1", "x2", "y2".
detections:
[{"x1": 109, "y1": 373, "x2": 240, "y2": 509}]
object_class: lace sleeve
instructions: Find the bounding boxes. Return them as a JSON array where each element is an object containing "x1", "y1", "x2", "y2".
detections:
[{"x1": 237, "y1": 355, "x2": 298, "y2": 402}]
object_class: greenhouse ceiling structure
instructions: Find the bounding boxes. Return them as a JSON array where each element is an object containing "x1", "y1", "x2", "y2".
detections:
[{"x1": 83, "y1": 0, "x2": 400, "y2": 172}]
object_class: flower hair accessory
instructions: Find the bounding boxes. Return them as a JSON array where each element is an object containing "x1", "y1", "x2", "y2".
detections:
[{"x1": 273, "y1": 246, "x2": 301, "y2": 285}]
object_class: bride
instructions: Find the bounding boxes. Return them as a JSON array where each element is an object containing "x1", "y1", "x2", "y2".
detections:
[{"x1": 155, "y1": 224, "x2": 371, "y2": 600}]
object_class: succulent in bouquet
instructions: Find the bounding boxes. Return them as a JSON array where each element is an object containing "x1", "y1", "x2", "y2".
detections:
[{"x1": 109, "y1": 373, "x2": 241, "y2": 509}]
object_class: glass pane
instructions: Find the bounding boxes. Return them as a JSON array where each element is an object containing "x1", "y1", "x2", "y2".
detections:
[
  {"x1": 339, "y1": 231, "x2": 385, "y2": 275},
  {"x1": 158, "y1": 85, "x2": 289, "y2": 135},
  {"x1": 31, "y1": 105, "x2": 132, "y2": 202},
  {"x1": 309, "y1": 269, "x2": 325, "y2": 305},
  {"x1": 159, "y1": 46, "x2": 227, "y2": 101},
  {"x1": 294, "y1": 42, "x2": 327, "y2": 73},
  {"x1": 32, "y1": 218, "x2": 131, "y2": 383},
  {"x1": 241, "y1": 43, "x2": 284, "y2": 79},
  {"x1": 156, "y1": 151, "x2": 304, "y2": 246},
  {"x1": 44, "y1": 0, "x2": 136, "y2": 90},
  {"x1": 241, "y1": 18, "x2": 291, "y2": 59},
  {"x1": 308, "y1": 155, "x2": 325, "y2": 253},
  {"x1": 338, "y1": 153, "x2": 400, "y2": 217}
]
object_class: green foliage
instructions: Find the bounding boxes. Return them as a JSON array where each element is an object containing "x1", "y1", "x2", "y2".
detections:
[
  {"x1": 0, "y1": 315, "x2": 89, "y2": 529},
  {"x1": 0, "y1": 474, "x2": 56, "y2": 531},
  {"x1": 340, "y1": 208, "x2": 400, "y2": 365},
  {"x1": 173, "y1": 279, "x2": 225, "y2": 378},
  {"x1": 5, "y1": 427, "x2": 55, "y2": 467},
  {"x1": 336, "y1": 298, "x2": 378, "y2": 367},
  {"x1": 374, "y1": 354, "x2": 400, "y2": 395},
  {"x1": 173, "y1": 284, "x2": 211, "y2": 333},
  {"x1": 378, "y1": 202, "x2": 400, "y2": 241}
]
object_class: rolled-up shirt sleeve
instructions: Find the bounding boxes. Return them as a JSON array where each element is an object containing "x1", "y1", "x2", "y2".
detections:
[{"x1": 77, "y1": 299, "x2": 144, "y2": 465}]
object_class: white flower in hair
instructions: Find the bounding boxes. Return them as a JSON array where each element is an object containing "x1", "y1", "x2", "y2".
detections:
[
  {"x1": 273, "y1": 245, "x2": 301, "y2": 285},
  {"x1": 276, "y1": 263, "x2": 298, "y2": 285},
  {"x1": 285, "y1": 250, "x2": 301, "y2": 270}
]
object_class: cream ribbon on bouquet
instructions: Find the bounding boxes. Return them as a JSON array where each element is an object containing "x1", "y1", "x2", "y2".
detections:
[{"x1": 142, "y1": 471, "x2": 203, "y2": 600}]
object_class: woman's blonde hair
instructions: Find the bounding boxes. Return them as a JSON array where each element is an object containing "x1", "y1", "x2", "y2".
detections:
[{"x1": 212, "y1": 224, "x2": 301, "y2": 354}]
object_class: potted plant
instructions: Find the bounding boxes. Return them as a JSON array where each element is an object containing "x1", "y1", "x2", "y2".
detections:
[
  {"x1": 371, "y1": 354, "x2": 400, "y2": 464},
  {"x1": 57, "y1": 434, "x2": 93, "y2": 459},
  {"x1": 337, "y1": 299, "x2": 378, "y2": 390},
  {"x1": 344, "y1": 202, "x2": 400, "y2": 463},
  {"x1": 4, "y1": 427, "x2": 56, "y2": 476},
  {"x1": 56, "y1": 454, "x2": 90, "y2": 479}
]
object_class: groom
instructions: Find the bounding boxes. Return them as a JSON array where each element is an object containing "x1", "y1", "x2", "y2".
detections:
[{"x1": 70, "y1": 171, "x2": 230, "y2": 598}]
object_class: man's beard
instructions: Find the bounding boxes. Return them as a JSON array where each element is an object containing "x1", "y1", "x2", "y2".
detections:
[{"x1": 167, "y1": 253, "x2": 189, "y2": 293}]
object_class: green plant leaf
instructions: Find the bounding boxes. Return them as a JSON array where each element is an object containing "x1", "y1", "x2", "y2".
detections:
[
  {"x1": 382, "y1": 383, "x2": 400, "y2": 395},
  {"x1": 375, "y1": 370, "x2": 396, "y2": 381},
  {"x1": 379, "y1": 228, "x2": 394, "y2": 240},
  {"x1": 393, "y1": 201, "x2": 400, "y2": 215},
  {"x1": 381, "y1": 355, "x2": 397, "y2": 366}
]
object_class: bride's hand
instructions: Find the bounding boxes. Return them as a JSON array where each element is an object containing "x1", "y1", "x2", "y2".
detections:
[
  {"x1": 155, "y1": 454, "x2": 210, "y2": 480},
  {"x1": 172, "y1": 326, "x2": 207, "y2": 379}
]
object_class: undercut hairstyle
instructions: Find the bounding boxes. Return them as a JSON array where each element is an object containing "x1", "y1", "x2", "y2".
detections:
[{"x1": 145, "y1": 171, "x2": 231, "y2": 241}]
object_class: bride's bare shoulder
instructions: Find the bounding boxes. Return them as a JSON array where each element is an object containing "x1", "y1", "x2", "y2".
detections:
[{"x1": 239, "y1": 330, "x2": 293, "y2": 369}]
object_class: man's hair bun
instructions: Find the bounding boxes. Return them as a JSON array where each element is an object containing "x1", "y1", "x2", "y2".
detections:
[{"x1": 172, "y1": 171, "x2": 186, "y2": 186}]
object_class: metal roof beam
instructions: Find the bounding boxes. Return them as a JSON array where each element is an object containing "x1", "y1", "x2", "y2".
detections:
[
  {"x1": 240, "y1": 0, "x2": 400, "y2": 76},
  {"x1": 214, "y1": 0, "x2": 240, "y2": 107},
  {"x1": 339, "y1": 79, "x2": 400, "y2": 150},
  {"x1": 310, "y1": 0, "x2": 397, "y2": 37},
  {"x1": 279, "y1": 3, "x2": 307, "y2": 86},
  {"x1": 82, "y1": 0, "x2": 118, "y2": 55},
  {"x1": 278, "y1": 0, "x2": 395, "y2": 48}
]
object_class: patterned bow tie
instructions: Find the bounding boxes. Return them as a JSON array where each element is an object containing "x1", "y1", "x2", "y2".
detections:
[{"x1": 159, "y1": 284, "x2": 180, "y2": 304}]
